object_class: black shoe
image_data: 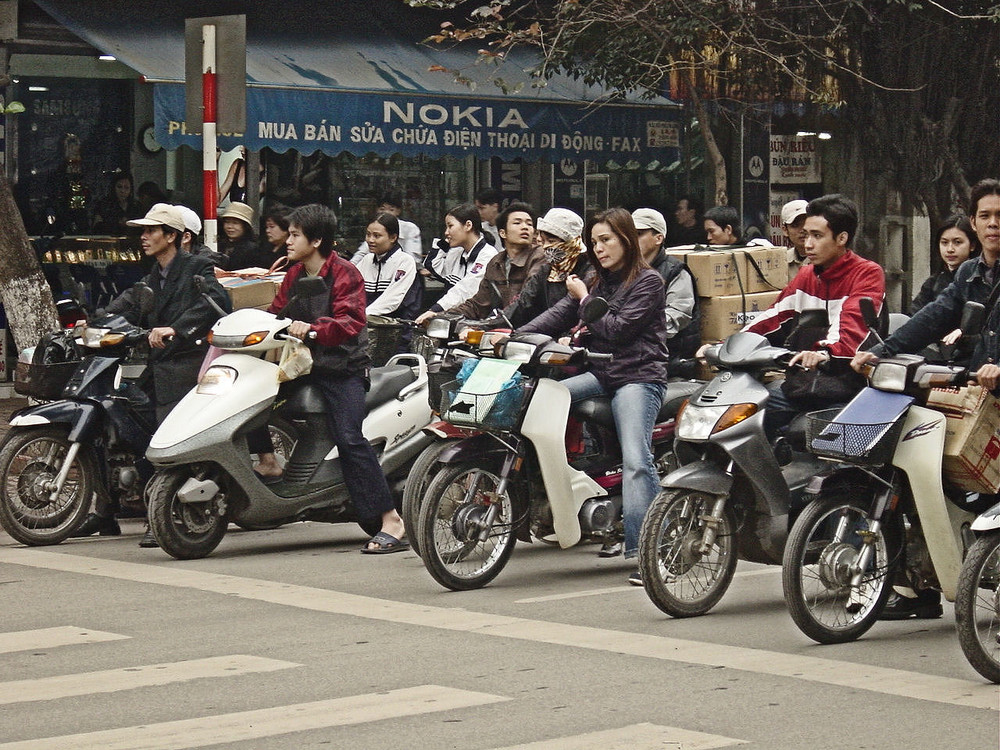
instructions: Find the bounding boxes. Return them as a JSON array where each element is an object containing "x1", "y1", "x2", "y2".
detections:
[
  {"x1": 70, "y1": 514, "x2": 121, "y2": 537},
  {"x1": 627, "y1": 570, "x2": 643, "y2": 586},
  {"x1": 138, "y1": 526, "x2": 159, "y2": 549},
  {"x1": 879, "y1": 590, "x2": 943, "y2": 620},
  {"x1": 598, "y1": 541, "x2": 623, "y2": 558}
]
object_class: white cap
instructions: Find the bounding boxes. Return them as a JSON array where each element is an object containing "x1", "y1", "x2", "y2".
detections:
[
  {"x1": 631, "y1": 208, "x2": 667, "y2": 236},
  {"x1": 781, "y1": 199, "x2": 809, "y2": 226},
  {"x1": 126, "y1": 203, "x2": 186, "y2": 233},
  {"x1": 536, "y1": 207, "x2": 584, "y2": 242},
  {"x1": 174, "y1": 205, "x2": 202, "y2": 234}
]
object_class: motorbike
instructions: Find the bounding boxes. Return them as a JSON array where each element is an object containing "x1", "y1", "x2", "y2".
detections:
[
  {"x1": 0, "y1": 309, "x2": 156, "y2": 545},
  {"x1": 415, "y1": 298, "x2": 702, "y2": 591},
  {"x1": 144, "y1": 275, "x2": 435, "y2": 560},
  {"x1": 637, "y1": 318, "x2": 832, "y2": 618},
  {"x1": 956, "y1": 501, "x2": 1000, "y2": 683},
  {"x1": 782, "y1": 299, "x2": 988, "y2": 644}
]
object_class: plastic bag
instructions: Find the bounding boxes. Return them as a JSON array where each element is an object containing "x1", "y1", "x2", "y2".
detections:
[{"x1": 277, "y1": 339, "x2": 313, "y2": 382}]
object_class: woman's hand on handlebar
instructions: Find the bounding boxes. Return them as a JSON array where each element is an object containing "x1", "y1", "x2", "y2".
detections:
[
  {"x1": 851, "y1": 350, "x2": 878, "y2": 373},
  {"x1": 973, "y1": 364, "x2": 1000, "y2": 391}
]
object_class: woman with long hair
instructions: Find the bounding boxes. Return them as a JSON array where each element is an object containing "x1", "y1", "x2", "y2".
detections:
[
  {"x1": 911, "y1": 214, "x2": 981, "y2": 314},
  {"x1": 518, "y1": 207, "x2": 670, "y2": 584}
]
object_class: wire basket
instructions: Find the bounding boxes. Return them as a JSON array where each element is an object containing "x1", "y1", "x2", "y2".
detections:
[
  {"x1": 427, "y1": 359, "x2": 461, "y2": 413},
  {"x1": 805, "y1": 408, "x2": 907, "y2": 466},
  {"x1": 409, "y1": 332, "x2": 437, "y2": 363},
  {"x1": 14, "y1": 361, "x2": 79, "y2": 400},
  {"x1": 367, "y1": 320, "x2": 407, "y2": 367},
  {"x1": 439, "y1": 378, "x2": 530, "y2": 431}
]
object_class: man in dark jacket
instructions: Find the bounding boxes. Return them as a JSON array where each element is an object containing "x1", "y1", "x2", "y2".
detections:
[{"x1": 73, "y1": 204, "x2": 230, "y2": 543}]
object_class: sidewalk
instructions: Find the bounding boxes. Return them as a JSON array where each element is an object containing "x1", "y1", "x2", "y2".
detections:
[{"x1": 0, "y1": 397, "x2": 29, "y2": 440}]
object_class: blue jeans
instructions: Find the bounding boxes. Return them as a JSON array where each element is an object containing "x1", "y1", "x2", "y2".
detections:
[{"x1": 561, "y1": 372, "x2": 666, "y2": 559}]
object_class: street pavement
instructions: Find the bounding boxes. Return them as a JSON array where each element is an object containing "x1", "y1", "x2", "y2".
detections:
[{"x1": 0, "y1": 397, "x2": 997, "y2": 749}]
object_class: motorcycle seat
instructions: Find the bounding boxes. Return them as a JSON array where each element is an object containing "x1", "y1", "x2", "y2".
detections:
[
  {"x1": 571, "y1": 380, "x2": 704, "y2": 429},
  {"x1": 366, "y1": 365, "x2": 416, "y2": 409}
]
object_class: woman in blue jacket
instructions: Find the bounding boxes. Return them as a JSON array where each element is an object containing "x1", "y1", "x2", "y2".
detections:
[{"x1": 518, "y1": 207, "x2": 669, "y2": 584}]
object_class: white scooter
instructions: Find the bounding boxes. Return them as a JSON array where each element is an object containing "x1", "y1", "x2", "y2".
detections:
[
  {"x1": 144, "y1": 276, "x2": 434, "y2": 559},
  {"x1": 955, "y1": 501, "x2": 1000, "y2": 682},
  {"x1": 782, "y1": 299, "x2": 988, "y2": 644}
]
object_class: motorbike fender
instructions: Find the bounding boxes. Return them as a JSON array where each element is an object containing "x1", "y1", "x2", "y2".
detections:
[
  {"x1": 437, "y1": 432, "x2": 510, "y2": 464},
  {"x1": 894, "y1": 405, "x2": 972, "y2": 601},
  {"x1": 520, "y1": 378, "x2": 606, "y2": 549},
  {"x1": 9, "y1": 400, "x2": 102, "y2": 444},
  {"x1": 422, "y1": 420, "x2": 477, "y2": 440},
  {"x1": 661, "y1": 461, "x2": 732, "y2": 496},
  {"x1": 971, "y1": 501, "x2": 1000, "y2": 532},
  {"x1": 149, "y1": 353, "x2": 278, "y2": 450}
]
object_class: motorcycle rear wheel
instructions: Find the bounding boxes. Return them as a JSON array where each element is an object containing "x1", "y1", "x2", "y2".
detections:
[
  {"x1": 401, "y1": 439, "x2": 459, "y2": 558},
  {"x1": 955, "y1": 532, "x2": 1000, "y2": 683},
  {"x1": 782, "y1": 493, "x2": 901, "y2": 644},
  {"x1": 638, "y1": 488, "x2": 738, "y2": 618},
  {"x1": 0, "y1": 428, "x2": 95, "y2": 546},
  {"x1": 417, "y1": 460, "x2": 517, "y2": 591},
  {"x1": 147, "y1": 466, "x2": 228, "y2": 560}
]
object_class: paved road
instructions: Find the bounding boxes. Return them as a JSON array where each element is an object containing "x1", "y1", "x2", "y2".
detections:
[{"x1": 1, "y1": 512, "x2": 997, "y2": 750}]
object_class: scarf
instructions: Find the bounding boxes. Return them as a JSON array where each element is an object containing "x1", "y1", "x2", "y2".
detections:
[{"x1": 545, "y1": 237, "x2": 585, "y2": 282}]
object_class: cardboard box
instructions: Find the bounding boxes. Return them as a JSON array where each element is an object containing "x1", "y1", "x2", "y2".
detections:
[
  {"x1": 743, "y1": 246, "x2": 787, "y2": 294},
  {"x1": 220, "y1": 278, "x2": 278, "y2": 310},
  {"x1": 667, "y1": 244, "x2": 785, "y2": 297},
  {"x1": 699, "y1": 291, "x2": 780, "y2": 341},
  {"x1": 927, "y1": 385, "x2": 1000, "y2": 493}
]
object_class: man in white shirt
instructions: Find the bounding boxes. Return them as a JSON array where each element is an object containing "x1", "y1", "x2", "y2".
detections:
[{"x1": 352, "y1": 192, "x2": 423, "y2": 262}]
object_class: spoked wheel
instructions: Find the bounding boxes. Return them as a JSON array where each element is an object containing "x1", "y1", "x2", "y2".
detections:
[
  {"x1": 147, "y1": 466, "x2": 228, "y2": 560},
  {"x1": 782, "y1": 494, "x2": 902, "y2": 644},
  {"x1": 955, "y1": 533, "x2": 1000, "y2": 683},
  {"x1": 0, "y1": 428, "x2": 95, "y2": 546},
  {"x1": 638, "y1": 489, "x2": 738, "y2": 618},
  {"x1": 401, "y1": 439, "x2": 458, "y2": 558},
  {"x1": 417, "y1": 460, "x2": 517, "y2": 591}
]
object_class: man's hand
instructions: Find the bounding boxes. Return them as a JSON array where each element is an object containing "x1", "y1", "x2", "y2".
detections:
[
  {"x1": 696, "y1": 342, "x2": 716, "y2": 361},
  {"x1": 416, "y1": 310, "x2": 437, "y2": 325},
  {"x1": 148, "y1": 327, "x2": 176, "y2": 349},
  {"x1": 789, "y1": 349, "x2": 830, "y2": 370},
  {"x1": 941, "y1": 328, "x2": 963, "y2": 346},
  {"x1": 851, "y1": 350, "x2": 878, "y2": 373},
  {"x1": 974, "y1": 363, "x2": 1000, "y2": 391},
  {"x1": 286, "y1": 320, "x2": 312, "y2": 339}
]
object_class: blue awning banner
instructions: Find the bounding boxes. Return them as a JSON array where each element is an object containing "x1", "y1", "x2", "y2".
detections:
[{"x1": 155, "y1": 83, "x2": 680, "y2": 164}]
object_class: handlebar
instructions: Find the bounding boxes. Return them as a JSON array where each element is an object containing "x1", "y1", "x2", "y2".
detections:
[{"x1": 586, "y1": 351, "x2": 614, "y2": 362}]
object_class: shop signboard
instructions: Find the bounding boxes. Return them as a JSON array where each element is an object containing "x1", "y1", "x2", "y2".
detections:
[
  {"x1": 154, "y1": 84, "x2": 680, "y2": 167},
  {"x1": 770, "y1": 134, "x2": 821, "y2": 184}
]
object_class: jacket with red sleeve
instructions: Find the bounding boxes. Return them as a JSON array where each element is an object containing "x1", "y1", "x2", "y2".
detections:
[
  {"x1": 268, "y1": 254, "x2": 371, "y2": 377},
  {"x1": 743, "y1": 250, "x2": 885, "y2": 361}
]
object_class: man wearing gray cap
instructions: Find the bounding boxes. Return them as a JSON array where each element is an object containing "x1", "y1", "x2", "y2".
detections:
[
  {"x1": 781, "y1": 199, "x2": 810, "y2": 281},
  {"x1": 74, "y1": 203, "x2": 230, "y2": 545},
  {"x1": 632, "y1": 208, "x2": 700, "y2": 377}
]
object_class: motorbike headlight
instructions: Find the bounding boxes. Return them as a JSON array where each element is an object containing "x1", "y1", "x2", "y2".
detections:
[
  {"x1": 677, "y1": 404, "x2": 729, "y2": 440},
  {"x1": 196, "y1": 365, "x2": 238, "y2": 395},
  {"x1": 870, "y1": 361, "x2": 907, "y2": 392},
  {"x1": 426, "y1": 317, "x2": 453, "y2": 339},
  {"x1": 79, "y1": 327, "x2": 110, "y2": 347},
  {"x1": 501, "y1": 340, "x2": 537, "y2": 363},
  {"x1": 99, "y1": 332, "x2": 126, "y2": 347}
]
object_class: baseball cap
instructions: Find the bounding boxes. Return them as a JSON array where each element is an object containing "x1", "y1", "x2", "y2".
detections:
[
  {"x1": 174, "y1": 205, "x2": 202, "y2": 234},
  {"x1": 536, "y1": 207, "x2": 584, "y2": 242},
  {"x1": 126, "y1": 203, "x2": 186, "y2": 233},
  {"x1": 631, "y1": 208, "x2": 667, "y2": 236},
  {"x1": 780, "y1": 200, "x2": 809, "y2": 226}
]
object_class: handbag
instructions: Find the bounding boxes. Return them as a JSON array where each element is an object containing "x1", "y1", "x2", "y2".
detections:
[{"x1": 276, "y1": 339, "x2": 313, "y2": 382}]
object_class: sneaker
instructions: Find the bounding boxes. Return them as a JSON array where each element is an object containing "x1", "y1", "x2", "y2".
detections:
[
  {"x1": 598, "y1": 541, "x2": 623, "y2": 558},
  {"x1": 627, "y1": 569, "x2": 643, "y2": 586},
  {"x1": 70, "y1": 513, "x2": 121, "y2": 537},
  {"x1": 879, "y1": 590, "x2": 943, "y2": 620}
]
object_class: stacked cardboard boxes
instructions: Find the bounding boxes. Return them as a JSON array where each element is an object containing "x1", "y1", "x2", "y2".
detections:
[
  {"x1": 219, "y1": 277, "x2": 281, "y2": 310},
  {"x1": 926, "y1": 385, "x2": 1000, "y2": 494}
]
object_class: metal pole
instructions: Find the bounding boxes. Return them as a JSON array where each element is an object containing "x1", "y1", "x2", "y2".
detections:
[{"x1": 202, "y1": 24, "x2": 218, "y2": 251}]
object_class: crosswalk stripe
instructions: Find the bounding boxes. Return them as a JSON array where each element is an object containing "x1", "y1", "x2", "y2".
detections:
[
  {"x1": 0, "y1": 684, "x2": 508, "y2": 750},
  {"x1": 489, "y1": 722, "x2": 746, "y2": 749},
  {"x1": 0, "y1": 654, "x2": 299, "y2": 705},
  {"x1": 2, "y1": 547, "x2": 996, "y2": 711},
  {"x1": 0, "y1": 626, "x2": 128, "y2": 654}
]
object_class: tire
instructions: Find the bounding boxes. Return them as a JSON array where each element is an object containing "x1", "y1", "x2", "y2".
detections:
[
  {"x1": 638, "y1": 488, "x2": 739, "y2": 618},
  {"x1": 0, "y1": 428, "x2": 95, "y2": 546},
  {"x1": 417, "y1": 460, "x2": 517, "y2": 591},
  {"x1": 955, "y1": 533, "x2": 1000, "y2": 683},
  {"x1": 782, "y1": 493, "x2": 902, "y2": 644},
  {"x1": 147, "y1": 466, "x2": 228, "y2": 560},
  {"x1": 401, "y1": 439, "x2": 458, "y2": 558}
]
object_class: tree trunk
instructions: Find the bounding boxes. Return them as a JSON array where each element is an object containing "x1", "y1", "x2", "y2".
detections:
[
  {"x1": 687, "y1": 77, "x2": 727, "y2": 207},
  {"x1": 0, "y1": 177, "x2": 59, "y2": 353}
]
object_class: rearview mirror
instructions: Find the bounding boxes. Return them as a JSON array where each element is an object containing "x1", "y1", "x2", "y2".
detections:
[
  {"x1": 858, "y1": 297, "x2": 879, "y2": 332},
  {"x1": 581, "y1": 296, "x2": 609, "y2": 324},
  {"x1": 134, "y1": 282, "x2": 155, "y2": 317}
]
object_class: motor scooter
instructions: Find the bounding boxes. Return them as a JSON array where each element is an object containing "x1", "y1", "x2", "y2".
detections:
[
  {"x1": 144, "y1": 276, "x2": 435, "y2": 560},
  {"x1": 782, "y1": 299, "x2": 989, "y2": 644},
  {"x1": 637, "y1": 315, "x2": 833, "y2": 619},
  {"x1": 415, "y1": 298, "x2": 702, "y2": 590}
]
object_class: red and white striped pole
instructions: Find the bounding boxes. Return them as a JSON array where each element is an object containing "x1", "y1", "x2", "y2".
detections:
[{"x1": 201, "y1": 24, "x2": 219, "y2": 251}]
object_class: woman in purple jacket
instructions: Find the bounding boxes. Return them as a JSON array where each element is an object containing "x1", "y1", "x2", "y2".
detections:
[{"x1": 519, "y1": 207, "x2": 669, "y2": 584}]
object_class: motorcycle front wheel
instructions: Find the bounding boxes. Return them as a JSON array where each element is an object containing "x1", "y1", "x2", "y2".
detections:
[
  {"x1": 955, "y1": 532, "x2": 1000, "y2": 683},
  {"x1": 0, "y1": 428, "x2": 95, "y2": 546},
  {"x1": 401, "y1": 438, "x2": 459, "y2": 558},
  {"x1": 417, "y1": 460, "x2": 517, "y2": 591},
  {"x1": 638, "y1": 489, "x2": 738, "y2": 618},
  {"x1": 782, "y1": 493, "x2": 902, "y2": 644},
  {"x1": 147, "y1": 466, "x2": 228, "y2": 560}
]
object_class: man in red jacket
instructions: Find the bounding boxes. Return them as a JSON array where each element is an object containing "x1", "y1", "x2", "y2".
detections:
[{"x1": 741, "y1": 194, "x2": 885, "y2": 437}]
